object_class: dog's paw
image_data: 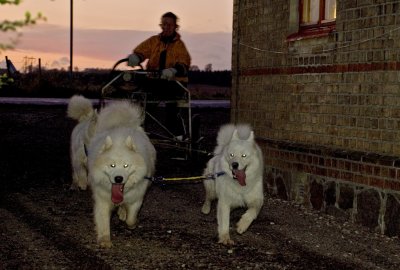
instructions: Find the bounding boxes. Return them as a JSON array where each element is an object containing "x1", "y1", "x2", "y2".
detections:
[
  {"x1": 236, "y1": 219, "x2": 251, "y2": 234},
  {"x1": 126, "y1": 222, "x2": 137, "y2": 230},
  {"x1": 77, "y1": 182, "x2": 88, "y2": 190},
  {"x1": 69, "y1": 182, "x2": 87, "y2": 191},
  {"x1": 201, "y1": 202, "x2": 211, "y2": 214},
  {"x1": 126, "y1": 216, "x2": 138, "y2": 230},
  {"x1": 117, "y1": 207, "x2": 127, "y2": 221},
  {"x1": 218, "y1": 234, "x2": 235, "y2": 246},
  {"x1": 98, "y1": 237, "x2": 112, "y2": 249}
]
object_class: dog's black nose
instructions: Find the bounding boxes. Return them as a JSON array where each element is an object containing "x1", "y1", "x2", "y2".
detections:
[
  {"x1": 231, "y1": 162, "x2": 239, "y2": 169},
  {"x1": 114, "y1": 176, "x2": 124, "y2": 183}
]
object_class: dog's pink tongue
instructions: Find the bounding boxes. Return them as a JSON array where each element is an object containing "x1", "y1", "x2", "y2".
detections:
[
  {"x1": 234, "y1": 169, "x2": 246, "y2": 186},
  {"x1": 111, "y1": 183, "x2": 124, "y2": 204}
]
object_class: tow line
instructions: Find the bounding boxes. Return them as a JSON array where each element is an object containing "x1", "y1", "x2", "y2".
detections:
[{"x1": 145, "y1": 172, "x2": 226, "y2": 184}]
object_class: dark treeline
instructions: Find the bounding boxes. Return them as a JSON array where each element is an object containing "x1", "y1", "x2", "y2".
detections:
[
  {"x1": 0, "y1": 68, "x2": 232, "y2": 98},
  {"x1": 188, "y1": 70, "x2": 231, "y2": 87},
  {"x1": 2, "y1": 68, "x2": 232, "y2": 87}
]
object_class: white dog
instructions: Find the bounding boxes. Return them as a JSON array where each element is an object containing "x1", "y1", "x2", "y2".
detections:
[
  {"x1": 67, "y1": 95, "x2": 97, "y2": 190},
  {"x1": 87, "y1": 101, "x2": 156, "y2": 248},
  {"x1": 201, "y1": 124, "x2": 264, "y2": 245}
]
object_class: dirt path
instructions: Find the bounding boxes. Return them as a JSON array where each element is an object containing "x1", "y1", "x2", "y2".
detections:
[{"x1": 1, "y1": 104, "x2": 400, "y2": 269}]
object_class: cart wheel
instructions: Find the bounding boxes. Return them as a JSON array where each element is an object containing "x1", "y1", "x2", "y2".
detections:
[
  {"x1": 190, "y1": 114, "x2": 203, "y2": 160},
  {"x1": 191, "y1": 114, "x2": 201, "y2": 143}
]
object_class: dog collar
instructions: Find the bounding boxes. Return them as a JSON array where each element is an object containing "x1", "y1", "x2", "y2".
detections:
[{"x1": 209, "y1": 172, "x2": 226, "y2": 179}]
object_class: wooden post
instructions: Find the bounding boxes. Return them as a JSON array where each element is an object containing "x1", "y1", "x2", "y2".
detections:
[
  {"x1": 38, "y1": 58, "x2": 42, "y2": 87},
  {"x1": 38, "y1": 58, "x2": 42, "y2": 77},
  {"x1": 5, "y1": 56, "x2": 11, "y2": 77}
]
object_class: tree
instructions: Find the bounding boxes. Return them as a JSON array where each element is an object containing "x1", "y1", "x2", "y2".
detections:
[
  {"x1": 204, "y1": 63, "x2": 212, "y2": 72},
  {"x1": 0, "y1": 0, "x2": 46, "y2": 52},
  {"x1": 189, "y1": 65, "x2": 200, "y2": 71}
]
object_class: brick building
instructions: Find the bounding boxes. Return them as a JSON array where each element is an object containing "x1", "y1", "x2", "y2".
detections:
[{"x1": 232, "y1": 0, "x2": 400, "y2": 235}]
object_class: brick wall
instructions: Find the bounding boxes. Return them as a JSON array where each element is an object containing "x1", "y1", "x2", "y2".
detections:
[{"x1": 232, "y1": 0, "x2": 400, "y2": 236}]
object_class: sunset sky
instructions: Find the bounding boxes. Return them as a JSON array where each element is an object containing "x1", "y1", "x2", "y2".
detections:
[{"x1": 0, "y1": 0, "x2": 233, "y2": 71}]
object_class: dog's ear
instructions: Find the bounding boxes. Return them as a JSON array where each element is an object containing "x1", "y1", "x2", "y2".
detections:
[
  {"x1": 125, "y1": 136, "x2": 137, "y2": 151},
  {"x1": 232, "y1": 129, "x2": 240, "y2": 141},
  {"x1": 99, "y1": 136, "x2": 113, "y2": 153},
  {"x1": 247, "y1": 131, "x2": 254, "y2": 141}
]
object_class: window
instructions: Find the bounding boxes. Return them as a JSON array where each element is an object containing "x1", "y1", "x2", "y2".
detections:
[
  {"x1": 301, "y1": 0, "x2": 336, "y2": 25},
  {"x1": 287, "y1": 0, "x2": 336, "y2": 41},
  {"x1": 288, "y1": 0, "x2": 336, "y2": 40}
]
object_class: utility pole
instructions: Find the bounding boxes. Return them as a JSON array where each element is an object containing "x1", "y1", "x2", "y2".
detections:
[
  {"x1": 23, "y1": 56, "x2": 35, "y2": 73},
  {"x1": 38, "y1": 58, "x2": 42, "y2": 77},
  {"x1": 70, "y1": 0, "x2": 73, "y2": 80}
]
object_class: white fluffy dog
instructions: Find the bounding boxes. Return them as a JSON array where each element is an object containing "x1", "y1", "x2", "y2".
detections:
[
  {"x1": 201, "y1": 124, "x2": 264, "y2": 245},
  {"x1": 87, "y1": 101, "x2": 156, "y2": 248},
  {"x1": 67, "y1": 95, "x2": 97, "y2": 190}
]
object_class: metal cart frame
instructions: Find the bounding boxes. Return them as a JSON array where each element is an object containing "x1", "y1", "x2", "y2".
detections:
[{"x1": 99, "y1": 60, "x2": 202, "y2": 159}]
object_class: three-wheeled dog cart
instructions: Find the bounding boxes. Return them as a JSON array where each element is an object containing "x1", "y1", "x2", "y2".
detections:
[{"x1": 99, "y1": 58, "x2": 203, "y2": 161}]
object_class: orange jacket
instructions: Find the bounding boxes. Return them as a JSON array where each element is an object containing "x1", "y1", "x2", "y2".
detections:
[{"x1": 133, "y1": 33, "x2": 191, "y2": 82}]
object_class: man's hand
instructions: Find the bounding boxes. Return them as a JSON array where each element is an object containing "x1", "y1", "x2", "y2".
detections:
[
  {"x1": 127, "y1": 54, "x2": 140, "y2": 67},
  {"x1": 161, "y1": 68, "x2": 177, "y2": 80}
]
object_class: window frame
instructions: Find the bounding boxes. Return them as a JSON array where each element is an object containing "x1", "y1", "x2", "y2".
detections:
[{"x1": 288, "y1": 0, "x2": 336, "y2": 40}]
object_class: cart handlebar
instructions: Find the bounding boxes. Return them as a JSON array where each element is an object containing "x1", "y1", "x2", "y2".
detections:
[
  {"x1": 111, "y1": 57, "x2": 165, "y2": 80},
  {"x1": 112, "y1": 57, "x2": 129, "y2": 71},
  {"x1": 101, "y1": 58, "x2": 190, "y2": 96}
]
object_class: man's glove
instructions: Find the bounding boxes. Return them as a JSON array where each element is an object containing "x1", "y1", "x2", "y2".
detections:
[
  {"x1": 127, "y1": 53, "x2": 140, "y2": 67},
  {"x1": 161, "y1": 68, "x2": 177, "y2": 80}
]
